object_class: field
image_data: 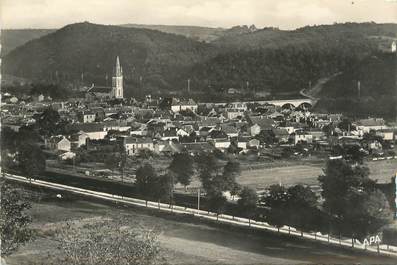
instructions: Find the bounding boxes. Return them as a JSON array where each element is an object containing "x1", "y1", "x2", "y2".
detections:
[
  {"x1": 236, "y1": 159, "x2": 397, "y2": 190},
  {"x1": 6, "y1": 194, "x2": 397, "y2": 265}
]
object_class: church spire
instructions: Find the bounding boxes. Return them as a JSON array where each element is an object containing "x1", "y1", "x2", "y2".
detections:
[{"x1": 115, "y1": 56, "x2": 122, "y2": 76}]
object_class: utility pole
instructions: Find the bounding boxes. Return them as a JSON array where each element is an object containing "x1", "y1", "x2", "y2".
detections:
[
  {"x1": 187, "y1": 79, "x2": 191, "y2": 93},
  {"x1": 197, "y1": 188, "x2": 200, "y2": 210},
  {"x1": 357, "y1": 80, "x2": 361, "y2": 100}
]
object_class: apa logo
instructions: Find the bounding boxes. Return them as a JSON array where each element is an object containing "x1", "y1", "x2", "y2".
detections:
[{"x1": 363, "y1": 235, "x2": 381, "y2": 246}]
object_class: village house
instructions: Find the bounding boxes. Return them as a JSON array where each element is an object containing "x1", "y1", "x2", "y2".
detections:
[
  {"x1": 69, "y1": 131, "x2": 89, "y2": 149},
  {"x1": 79, "y1": 110, "x2": 96, "y2": 123},
  {"x1": 47, "y1": 136, "x2": 71, "y2": 152},
  {"x1": 375, "y1": 129, "x2": 394, "y2": 141},
  {"x1": 292, "y1": 131, "x2": 313, "y2": 145},
  {"x1": 355, "y1": 118, "x2": 388, "y2": 135},
  {"x1": 171, "y1": 98, "x2": 198, "y2": 113},
  {"x1": 123, "y1": 137, "x2": 155, "y2": 155}
]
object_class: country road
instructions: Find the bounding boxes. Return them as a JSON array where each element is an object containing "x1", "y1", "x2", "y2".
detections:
[
  {"x1": 3, "y1": 172, "x2": 397, "y2": 265},
  {"x1": 300, "y1": 72, "x2": 342, "y2": 105}
]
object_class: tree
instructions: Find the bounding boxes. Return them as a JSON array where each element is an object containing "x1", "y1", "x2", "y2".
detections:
[
  {"x1": 35, "y1": 107, "x2": 61, "y2": 137},
  {"x1": 222, "y1": 161, "x2": 241, "y2": 191},
  {"x1": 206, "y1": 191, "x2": 227, "y2": 215},
  {"x1": 135, "y1": 163, "x2": 158, "y2": 199},
  {"x1": 237, "y1": 187, "x2": 258, "y2": 219},
  {"x1": 286, "y1": 185, "x2": 320, "y2": 232},
  {"x1": 318, "y1": 159, "x2": 393, "y2": 240},
  {"x1": 16, "y1": 144, "x2": 46, "y2": 180},
  {"x1": 261, "y1": 185, "x2": 290, "y2": 228},
  {"x1": 255, "y1": 129, "x2": 276, "y2": 145},
  {"x1": 168, "y1": 153, "x2": 194, "y2": 189},
  {"x1": 0, "y1": 180, "x2": 33, "y2": 256},
  {"x1": 135, "y1": 164, "x2": 172, "y2": 203},
  {"x1": 52, "y1": 218, "x2": 162, "y2": 265},
  {"x1": 105, "y1": 154, "x2": 120, "y2": 174}
]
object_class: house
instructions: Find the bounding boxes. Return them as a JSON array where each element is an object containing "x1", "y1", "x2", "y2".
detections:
[
  {"x1": 58, "y1": 151, "x2": 76, "y2": 161},
  {"x1": 247, "y1": 115, "x2": 275, "y2": 136},
  {"x1": 355, "y1": 118, "x2": 388, "y2": 135},
  {"x1": 70, "y1": 131, "x2": 89, "y2": 149},
  {"x1": 79, "y1": 111, "x2": 96, "y2": 123},
  {"x1": 48, "y1": 136, "x2": 71, "y2": 152},
  {"x1": 123, "y1": 137, "x2": 155, "y2": 155},
  {"x1": 272, "y1": 128, "x2": 290, "y2": 143},
  {"x1": 225, "y1": 108, "x2": 245, "y2": 120},
  {"x1": 248, "y1": 138, "x2": 260, "y2": 149},
  {"x1": 376, "y1": 129, "x2": 394, "y2": 141},
  {"x1": 209, "y1": 139, "x2": 231, "y2": 150},
  {"x1": 181, "y1": 142, "x2": 216, "y2": 155},
  {"x1": 171, "y1": 98, "x2": 198, "y2": 113},
  {"x1": 220, "y1": 124, "x2": 239, "y2": 138},
  {"x1": 292, "y1": 131, "x2": 313, "y2": 145},
  {"x1": 158, "y1": 127, "x2": 179, "y2": 141},
  {"x1": 175, "y1": 128, "x2": 189, "y2": 137},
  {"x1": 308, "y1": 129, "x2": 326, "y2": 142},
  {"x1": 68, "y1": 123, "x2": 107, "y2": 140}
]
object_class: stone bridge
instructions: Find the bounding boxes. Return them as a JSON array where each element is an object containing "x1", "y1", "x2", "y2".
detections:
[{"x1": 205, "y1": 98, "x2": 314, "y2": 109}]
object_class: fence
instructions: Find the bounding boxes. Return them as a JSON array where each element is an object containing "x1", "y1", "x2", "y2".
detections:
[{"x1": 3, "y1": 173, "x2": 397, "y2": 258}]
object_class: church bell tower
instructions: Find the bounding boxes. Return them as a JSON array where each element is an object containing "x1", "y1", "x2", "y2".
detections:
[{"x1": 112, "y1": 56, "x2": 123, "y2": 99}]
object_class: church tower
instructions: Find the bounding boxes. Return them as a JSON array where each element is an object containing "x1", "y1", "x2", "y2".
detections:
[{"x1": 112, "y1": 56, "x2": 123, "y2": 99}]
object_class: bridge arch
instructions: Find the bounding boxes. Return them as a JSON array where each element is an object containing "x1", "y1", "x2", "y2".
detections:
[
  {"x1": 297, "y1": 102, "x2": 313, "y2": 110},
  {"x1": 281, "y1": 103, "x2": 295, "y2": 109}
]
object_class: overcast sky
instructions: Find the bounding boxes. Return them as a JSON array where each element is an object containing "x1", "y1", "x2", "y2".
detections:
[{"x1": 1, "y1": 0, "x2": 397, "y2": 29}]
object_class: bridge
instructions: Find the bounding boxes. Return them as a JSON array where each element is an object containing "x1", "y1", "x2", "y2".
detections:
[{"x1": 204, "y1": 98, "x2": 314, "y2": 109}]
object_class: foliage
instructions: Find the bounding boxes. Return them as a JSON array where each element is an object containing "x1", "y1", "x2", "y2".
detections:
[
  {"x1": 52, "y1": 218, "x2": 162, "y2": 265},
  {"x1": 261, "y1": 184, "x2": 320, "y2": 231},
  {"x1": 255, "y1": 129, "x2": 276, "y2": 145},
  {"x1": 168, "y1": 153, "x2": 194, "y2": 187},
  {"x1": 135, "y1": 164, "x2": 172, "y2": 202},
  {"x1": 16, "y1": 144, "x2": 46, "y2": 179},
  {"x1": 0, "y1": 180, "x2": 33, "y2": 256},
  {"x1": 318, "y1": 159, "x2": 393, "y2": 240},
  {"x1": 236, "y1": 187, "x2": 258, "y2": 218}
]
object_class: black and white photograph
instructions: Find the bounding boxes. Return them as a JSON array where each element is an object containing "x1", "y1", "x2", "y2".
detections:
[{"x1": 1, "y1": 0, "x2": 397, "y2": 264}]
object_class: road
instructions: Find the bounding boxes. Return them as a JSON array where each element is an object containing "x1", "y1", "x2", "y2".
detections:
[
  {"x1": 3, "y1": 172, "x2": 397, "y2": 264},
  {"x1": 6, "y1": 195, "x2": 397, "y2": 265}
]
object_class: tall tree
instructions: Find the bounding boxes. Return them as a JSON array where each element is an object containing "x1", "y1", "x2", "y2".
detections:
[
  {"x1": 168, "y1": 152, "x2": 194, "y2": 188},
  {"x1": 237, "y1": 186, "x2": 258, "y2": 219},
  {"x1": 35, "y1": 107, "x2": 61, "y2": 137},
  {"x1": 287, "y1": 185, "x2": 320, "y2": 232},
  {"x1": 16, "y1": 144, "x2": 46, "y2": 180},
  {"x1": 261, "y1": 185, "x2": 290, "y2": 228},
  {"x1": 318, "y1": 159, "x2": 393, "y2": 240}
]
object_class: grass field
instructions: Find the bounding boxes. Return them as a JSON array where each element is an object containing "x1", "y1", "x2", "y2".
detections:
[
  {"x1": 237, "y1": 159, "x2": 396, "y2": 190},
  {"x1": 6, "y1": 195, "x2": 397, "y2": 265}
]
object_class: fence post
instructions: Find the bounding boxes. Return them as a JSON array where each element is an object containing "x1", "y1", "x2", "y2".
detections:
[
  {"x1": 377, "y1": 243, "x2": 380, "y2": 254},
  {"x1": 351, "y1": 238, "x2": 354, "y2": 248},
  {"x1": 327, "y1": 234, "x2": 329, "y2": 243},
  {"x1": 288, "y1": 226, "x2": 290, "y2": 235},
  {"x1": 314, "y1": 233, "x2": 317, "y2": 240},
  {"x1": 339, "y1": 234, "x2": 341, "y2": 245},
  {"x1": 248, "y1": 219, "x2": 251, "y2": 227}
]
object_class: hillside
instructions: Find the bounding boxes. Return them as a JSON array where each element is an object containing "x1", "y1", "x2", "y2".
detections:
[
  {"x1": 120, "y1": 24, "x2": 226, "y2": 42},
  {"x1": 1, "y1": 29, "x2": 56, "y2": 55},
  {"x1": 213, "y1": 22, "x2": 397, "y2": 51},
  {"x1": 315, "y1": 52, "x2": 397, "y2": 120},
  {"x1": 3, "y1": 22, "x2": 397, "y2": 105},
  {"x1": 2, "y1": 22, "x2": 216, "y2": 97}
]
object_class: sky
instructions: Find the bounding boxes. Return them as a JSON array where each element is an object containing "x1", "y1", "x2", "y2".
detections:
[{"x1": 1, "y1": 0, "x2": 397, "y2": 29}]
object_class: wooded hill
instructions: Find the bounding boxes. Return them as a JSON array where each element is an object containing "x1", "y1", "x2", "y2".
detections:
[{"x1": 2, "y1": 22, "x2": 396, "y2": 103}]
